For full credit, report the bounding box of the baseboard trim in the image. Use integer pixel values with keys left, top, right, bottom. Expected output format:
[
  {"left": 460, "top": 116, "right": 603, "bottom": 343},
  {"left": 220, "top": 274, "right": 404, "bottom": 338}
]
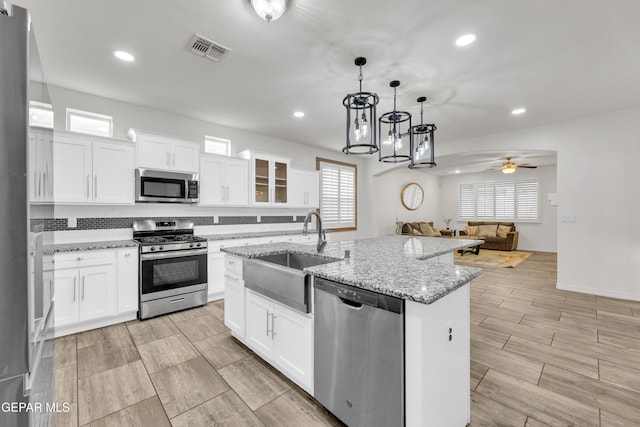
[
  {"left": 55, "top": 312, "right": 137, "bottom": 338},
  {"left": 556, "top": 282, "right": 640, "bottom": 302}
]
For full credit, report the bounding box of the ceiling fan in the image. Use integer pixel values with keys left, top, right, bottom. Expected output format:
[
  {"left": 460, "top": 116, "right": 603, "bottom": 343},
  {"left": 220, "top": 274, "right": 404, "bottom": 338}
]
[{"left": 490, "top": 157, "right": 538, "bottom": 174}]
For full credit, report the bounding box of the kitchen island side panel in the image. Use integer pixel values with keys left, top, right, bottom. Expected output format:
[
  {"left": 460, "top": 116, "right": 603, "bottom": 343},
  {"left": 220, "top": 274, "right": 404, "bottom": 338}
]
[{"left": 405, "top": 283, "right": 470, "bottom": 427}]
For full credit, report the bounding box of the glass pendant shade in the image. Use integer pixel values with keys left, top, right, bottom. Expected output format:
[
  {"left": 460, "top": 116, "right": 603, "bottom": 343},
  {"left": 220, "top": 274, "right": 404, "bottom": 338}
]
[
  {"left": 251, "top": 0, "right": 287, "bottom": 22},
  {"left": 379, "top": 81, "right": 412, "bottom": 163},
  {"left": 343, "top": 57, "right": 379, "bottom": 154},
  {"left": 409, "top": 97, "right": 437, "bottom": 169}
]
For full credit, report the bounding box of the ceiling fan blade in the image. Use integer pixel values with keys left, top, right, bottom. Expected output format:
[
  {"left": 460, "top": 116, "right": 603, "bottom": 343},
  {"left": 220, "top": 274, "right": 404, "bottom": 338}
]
[{"left": 516, "top": 165, "right": 537, "bottom": 168}]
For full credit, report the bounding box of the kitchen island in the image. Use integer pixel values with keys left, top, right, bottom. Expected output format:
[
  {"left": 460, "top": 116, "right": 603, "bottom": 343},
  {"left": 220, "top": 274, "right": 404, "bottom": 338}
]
[{"left": 221, "top": 235, "right": 483, "bottom": 427}]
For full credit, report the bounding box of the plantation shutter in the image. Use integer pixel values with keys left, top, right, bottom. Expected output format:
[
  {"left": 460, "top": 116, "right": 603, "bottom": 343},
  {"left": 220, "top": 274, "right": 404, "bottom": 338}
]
[
  {"left": 476, "top": 182, "right": 494, "bottom": 219},
  {"left": 495, "top": 180, "right": 515, "bottom": 219},
  {"left": 516, "top": 178, "right": 539, "bottom": 220},
  {"left": 459, "top": 184, "right": 475, "bottom": 219},
  {"left": 318, "top": 159, "right": 356, "bottom": 229}
]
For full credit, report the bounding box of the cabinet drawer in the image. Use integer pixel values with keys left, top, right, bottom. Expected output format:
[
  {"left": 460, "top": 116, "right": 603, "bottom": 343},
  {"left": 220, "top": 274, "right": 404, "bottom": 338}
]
[
  {"left": 54, "top": 250, "right": 116, "bottom": 269},
  {"left": 225, "top": 255, "right": 242, "bottom": 276}
]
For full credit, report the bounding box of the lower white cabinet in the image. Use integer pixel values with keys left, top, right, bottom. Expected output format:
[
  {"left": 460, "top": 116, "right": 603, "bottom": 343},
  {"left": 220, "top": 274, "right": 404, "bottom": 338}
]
[
  {"left": 54, "top": 248, "right": 138, "bottom": 336},
  {"left": 245, "top": 289, "right": 314, "bottom": 393},
  {"left": 117, "top": 248, "right": 138, "bottom": 313},
  {"left": 223, "top": 256, "right": 245, "bottom": 338}
]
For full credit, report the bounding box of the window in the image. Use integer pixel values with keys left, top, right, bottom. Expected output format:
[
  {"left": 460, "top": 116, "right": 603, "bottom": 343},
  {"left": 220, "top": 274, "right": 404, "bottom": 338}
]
[
  {"left": 459, "top": 178, "right": 539, "bottom": 221},
  {"left": 29, "top": 101, "right": 54, "bottom": 128},
  {"left": 66, "top": 108, "right": 113, "bottom": 137},
  {"left": 204, "top": 136, "right": 231, "bottom": 156},
  {"left": 317, "top": 157, "right": 357, "bottom": 231}
]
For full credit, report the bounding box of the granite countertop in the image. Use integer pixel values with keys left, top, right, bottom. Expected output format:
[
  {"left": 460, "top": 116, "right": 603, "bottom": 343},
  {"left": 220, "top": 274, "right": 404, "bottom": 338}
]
[
  {"left": 199, "top": 230, "right": 310, "bottom": 241},
  {"left": 221, "top": 236, "right": 484, "bottom": 305},
  {"left": 45, "top": 240, "right": 138, "bottom": 254}
]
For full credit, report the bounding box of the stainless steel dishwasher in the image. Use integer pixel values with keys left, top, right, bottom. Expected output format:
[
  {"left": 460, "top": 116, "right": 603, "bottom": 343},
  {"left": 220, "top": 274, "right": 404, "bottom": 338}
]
[{"left": 314, "top": 277, "right": 404, "bottom": 427}]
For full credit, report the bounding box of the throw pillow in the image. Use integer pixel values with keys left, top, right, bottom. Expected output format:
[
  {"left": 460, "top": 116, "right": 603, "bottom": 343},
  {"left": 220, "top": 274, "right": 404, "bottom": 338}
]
[
  {"left": 477, "top": 224, "right": 498, "bottom": 238},
  {"left": 432, "top": 225, "right": 442, "bottom": 236},
  {"left": 497, "top": 224, "right": 511, "bottom": 238},
  {"left": 411, "top": 228, "right": 422, "bottom": 235},
  {"left": 466, "top": 225, "right": 479, "bottom": 236},
  {"left": 419, "top": 222, "right": 435, "bottom": 236}
]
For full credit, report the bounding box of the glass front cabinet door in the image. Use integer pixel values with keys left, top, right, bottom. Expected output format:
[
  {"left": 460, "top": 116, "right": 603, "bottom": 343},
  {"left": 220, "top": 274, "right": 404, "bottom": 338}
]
[{"left": 240, "top": 151, "right": 289, "bottom": 206}]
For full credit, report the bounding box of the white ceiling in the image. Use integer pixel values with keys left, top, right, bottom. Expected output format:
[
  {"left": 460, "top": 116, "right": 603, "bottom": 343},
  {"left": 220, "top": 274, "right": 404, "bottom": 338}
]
[{"left": 12, "top": 0, "right": 640, "bottom": 165}]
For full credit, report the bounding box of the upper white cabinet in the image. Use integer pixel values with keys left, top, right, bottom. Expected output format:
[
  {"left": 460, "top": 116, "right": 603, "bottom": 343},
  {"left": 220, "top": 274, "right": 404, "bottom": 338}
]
[
  {"left": 239, "top": 150, "right": 290, "bottom": 207},
  {"left": 288, "top": 169, "right": 319, "bottom": 209},
  {"left": 29, "top": 127, "right": 54, "bottom": 203},
  {"left": 199, "top": 154, "right": 249, "bottom": 207},
  {"left": 52, "top": 132, "right": 134, "bottom": 205},
  {"left": 128, "top": 129, "right": 200, "bottom": 173}
]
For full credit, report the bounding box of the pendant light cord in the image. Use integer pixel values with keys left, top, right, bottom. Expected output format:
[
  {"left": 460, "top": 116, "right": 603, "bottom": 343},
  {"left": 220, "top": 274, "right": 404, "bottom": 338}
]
[{"left": 358, "top": 66, "right": 363, "bottom": 93}]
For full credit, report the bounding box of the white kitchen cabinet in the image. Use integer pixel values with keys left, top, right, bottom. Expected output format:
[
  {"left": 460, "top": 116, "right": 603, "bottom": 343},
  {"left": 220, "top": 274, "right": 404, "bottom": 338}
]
[
  {"left": 129, "top": 129, "right": 200, "bottom": 173},
  {"left": 92, "top": 141, "right": 135, "bottom": 204},
  {"left": 29, "top": 127, "right": 53, "bottom": 203},
  {"left": 117, "top": 248, "right": 138, "bottom": 313},
  {"left": 52, "top": 132, "right": 134, "bottom": 205},
  {"left": 243, "top": 289, "right": 314, "bottom": 393},
  {"left": 207, "top": 252, "right": 225, "bottom": 300},
  {"left": 53, "top": 268, "right": 80, "bottom": 327},
  {"left": 199, "top": 154, "right": 249, "bottom": 207},
  {"left": 53, "top": 249, "right": 139, "bottom": 336},
  {"left": 239, "top": 150, "right": 290, "bottom": 206},
  {"left": 52, "top": 134, "right": 92, "bottom": 203},
  {"left": 224, "top": 255, "right": 245, "bottom": 338},
  {"left": 289, "top": 169, "right": 319, "bottom": 208}
]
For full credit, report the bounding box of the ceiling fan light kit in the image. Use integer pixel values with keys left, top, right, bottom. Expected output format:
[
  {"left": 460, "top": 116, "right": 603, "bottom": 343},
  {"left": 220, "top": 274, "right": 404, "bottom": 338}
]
[
  {"left": 250, "top": 0, "right": 287, "bottom": 22},
  {"left": 495, "top": 157, "right": 538, "bottom": 173},
  {"left": 379, "top": 80, "right": 412, "bottom": 163},
  {"left": 342, "top": 57, "right": 379, "bottom": 155}
]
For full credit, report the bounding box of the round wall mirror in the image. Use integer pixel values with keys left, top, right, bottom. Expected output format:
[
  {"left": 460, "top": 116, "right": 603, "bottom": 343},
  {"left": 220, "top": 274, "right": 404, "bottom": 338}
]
[{"left": 401, "top": 182, "right": 424, "bottom": 210}]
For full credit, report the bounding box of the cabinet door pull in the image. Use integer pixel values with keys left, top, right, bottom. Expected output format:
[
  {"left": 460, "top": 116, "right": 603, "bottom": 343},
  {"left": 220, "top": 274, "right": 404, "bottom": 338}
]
[
  {"left": 86, "top": 175, "right": 90, "bottom": 198},
  {"left": 73, "top": 277, "right": 76, "bottom": 302},
  {"left": 271, "top": 314, "right": 277, "bottom": 338},
  {"left": 166, "top": 152, "right": 170, "bottom": 167},
  {"left": 124, "top": 252, "right": 131, "bottom": 258},
  {"left": 81, "top": 276, "right": 85, "bottom": 301},
  {"left": 94, "top": 175, "right": 98, "bottom": 199},
  {"left": 266, "top": 311, "right": 271, "bottom": 336}
]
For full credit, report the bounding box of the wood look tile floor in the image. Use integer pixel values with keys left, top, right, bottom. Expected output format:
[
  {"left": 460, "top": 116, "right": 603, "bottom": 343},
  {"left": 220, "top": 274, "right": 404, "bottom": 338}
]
[{"left": 54, "top": 251, "right": 640, "bottom": 426}]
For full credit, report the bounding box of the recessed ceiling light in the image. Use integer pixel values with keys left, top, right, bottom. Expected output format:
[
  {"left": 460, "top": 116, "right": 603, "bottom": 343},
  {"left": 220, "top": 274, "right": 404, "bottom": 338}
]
[
  {"left": 113, "top": 50, "right": 135, "bottom": 62},
  {"left": 293, "top": 111, "right": 305, "bottom": 118},
  {"left": 511, "top": 108, "right": 526, "bottom": 115},
  {"left": 455, "top": 33, "right": 477, "bottom": 47},
  {"left": 448, "top": 170, "right": 461, "bottom": 174}
]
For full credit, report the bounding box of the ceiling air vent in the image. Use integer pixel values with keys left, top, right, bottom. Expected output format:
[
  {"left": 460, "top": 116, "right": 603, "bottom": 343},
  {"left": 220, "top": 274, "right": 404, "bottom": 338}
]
[{"left": 188, "top": 34, "right": 230, "bottom": 62}]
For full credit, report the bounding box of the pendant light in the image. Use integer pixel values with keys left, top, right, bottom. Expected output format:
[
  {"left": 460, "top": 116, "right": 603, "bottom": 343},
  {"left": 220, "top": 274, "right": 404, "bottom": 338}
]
[
  {"left": 250, "top": 0, "right": 287, "bottom": 22},
  {"left": 379, "top": 81, "right": 412, "bottom": 163},
  {"left": 409, "top": 96, "right": 437, "bottom": 169},
  {"left": 342, "top": 57, "right": 379, "bottom": 155}
]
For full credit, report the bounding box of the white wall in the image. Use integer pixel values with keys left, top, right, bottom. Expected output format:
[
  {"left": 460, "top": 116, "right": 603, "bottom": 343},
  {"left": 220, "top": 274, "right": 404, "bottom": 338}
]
[
  {"left": 439, "top": 165, "right": 557, "bottom": 252},
  {"left": 45, "top": 84, "right": 374, "bottom": 243},
  {"left": 372, "top": 167, "right": 441, "bottom": 237}
]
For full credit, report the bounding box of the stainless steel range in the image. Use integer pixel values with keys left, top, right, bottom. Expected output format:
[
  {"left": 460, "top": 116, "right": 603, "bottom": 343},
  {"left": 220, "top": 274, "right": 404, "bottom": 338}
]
[{"left": 133, "top": 219, "right": 208, "bottom": 319}]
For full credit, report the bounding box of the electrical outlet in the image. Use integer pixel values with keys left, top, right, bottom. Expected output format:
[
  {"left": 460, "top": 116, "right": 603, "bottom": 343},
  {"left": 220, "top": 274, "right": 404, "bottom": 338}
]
[
  {"left": 257, "top": 215, "right": 261, "bottom": 223},
  {"left": 213, "top": 215, "right": 219, "bottom": 224},
  {"left": 67, "top": 217, "right": 77, "bottom": 228},
  {"left": 292, "top": 215, "right": 296, "bottom": 222}
]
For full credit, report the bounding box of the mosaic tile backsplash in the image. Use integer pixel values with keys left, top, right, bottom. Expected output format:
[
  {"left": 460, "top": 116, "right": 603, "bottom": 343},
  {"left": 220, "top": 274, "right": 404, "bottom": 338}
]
[{"left": 31, "top": 215, "right": 308, "bottom": 232}]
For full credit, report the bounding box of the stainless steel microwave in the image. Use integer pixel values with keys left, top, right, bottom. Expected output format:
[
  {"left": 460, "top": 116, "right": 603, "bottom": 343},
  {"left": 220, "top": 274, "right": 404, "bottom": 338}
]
[{"left": 135, "top": 169, "right": 199, "bottom": 203}]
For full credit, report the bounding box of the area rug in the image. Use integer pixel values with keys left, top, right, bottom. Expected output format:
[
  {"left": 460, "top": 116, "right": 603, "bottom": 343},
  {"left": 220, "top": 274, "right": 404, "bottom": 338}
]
[{"left": 454, "top": 249, "right": 533, "bottom": 268}]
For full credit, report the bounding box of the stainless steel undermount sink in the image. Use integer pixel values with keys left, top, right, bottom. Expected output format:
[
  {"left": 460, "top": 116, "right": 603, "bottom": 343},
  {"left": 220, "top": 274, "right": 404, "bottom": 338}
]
[{"left": 243, "top": 252, "right": 338, "bottom": 313}]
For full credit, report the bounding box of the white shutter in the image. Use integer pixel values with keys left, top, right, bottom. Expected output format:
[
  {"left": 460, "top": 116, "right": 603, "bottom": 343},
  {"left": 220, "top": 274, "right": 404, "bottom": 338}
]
[
  {"left": 476, "top": 182, "right": 494, "bottom": 219},
  {"left": 319, "top": 160, "right": 356, "bottom": 229},
  {"left": 516, "top": 178, "right": 539, "bottom": 220},
  {"left": 459, "top": 184, "right": 475, "bottom": 219},
  {"left": 495, "top": 180, "right": 515, "bottom": 219}
]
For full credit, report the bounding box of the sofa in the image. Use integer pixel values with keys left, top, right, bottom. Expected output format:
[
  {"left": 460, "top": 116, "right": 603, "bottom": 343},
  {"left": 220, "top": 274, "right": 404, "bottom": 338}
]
[
  {"left": 401, "top": 221, "right": 454, "bottom": 237},
  {"left": 459, "top": 221, "right": 519, "bottom": 251}
]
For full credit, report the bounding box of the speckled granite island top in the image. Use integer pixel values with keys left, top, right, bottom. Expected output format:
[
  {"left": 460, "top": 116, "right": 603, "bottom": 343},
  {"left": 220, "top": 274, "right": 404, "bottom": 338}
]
[
  {"left": 221, "top": 236, "right": 484, "bottom": 304},
  {"left": 46, "top": 240, "right": 138, "bottom": 254}
]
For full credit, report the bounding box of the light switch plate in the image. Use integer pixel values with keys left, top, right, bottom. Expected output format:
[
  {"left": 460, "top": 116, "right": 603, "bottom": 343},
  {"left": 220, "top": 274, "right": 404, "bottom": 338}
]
[{"left": 560, "top": 215, "right": 577, "bottom": 223}]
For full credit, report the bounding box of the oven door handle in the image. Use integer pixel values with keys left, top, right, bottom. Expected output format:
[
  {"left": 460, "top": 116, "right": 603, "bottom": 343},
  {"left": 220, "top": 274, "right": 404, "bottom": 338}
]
[{"left": 140, "top": 248, "right": 208, "bottom": 260}]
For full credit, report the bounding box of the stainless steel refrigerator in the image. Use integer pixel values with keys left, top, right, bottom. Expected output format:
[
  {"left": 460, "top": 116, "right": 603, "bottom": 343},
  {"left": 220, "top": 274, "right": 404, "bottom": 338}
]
[{"left": 1, "top": 4, "right": 55, "bottom": 426}]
